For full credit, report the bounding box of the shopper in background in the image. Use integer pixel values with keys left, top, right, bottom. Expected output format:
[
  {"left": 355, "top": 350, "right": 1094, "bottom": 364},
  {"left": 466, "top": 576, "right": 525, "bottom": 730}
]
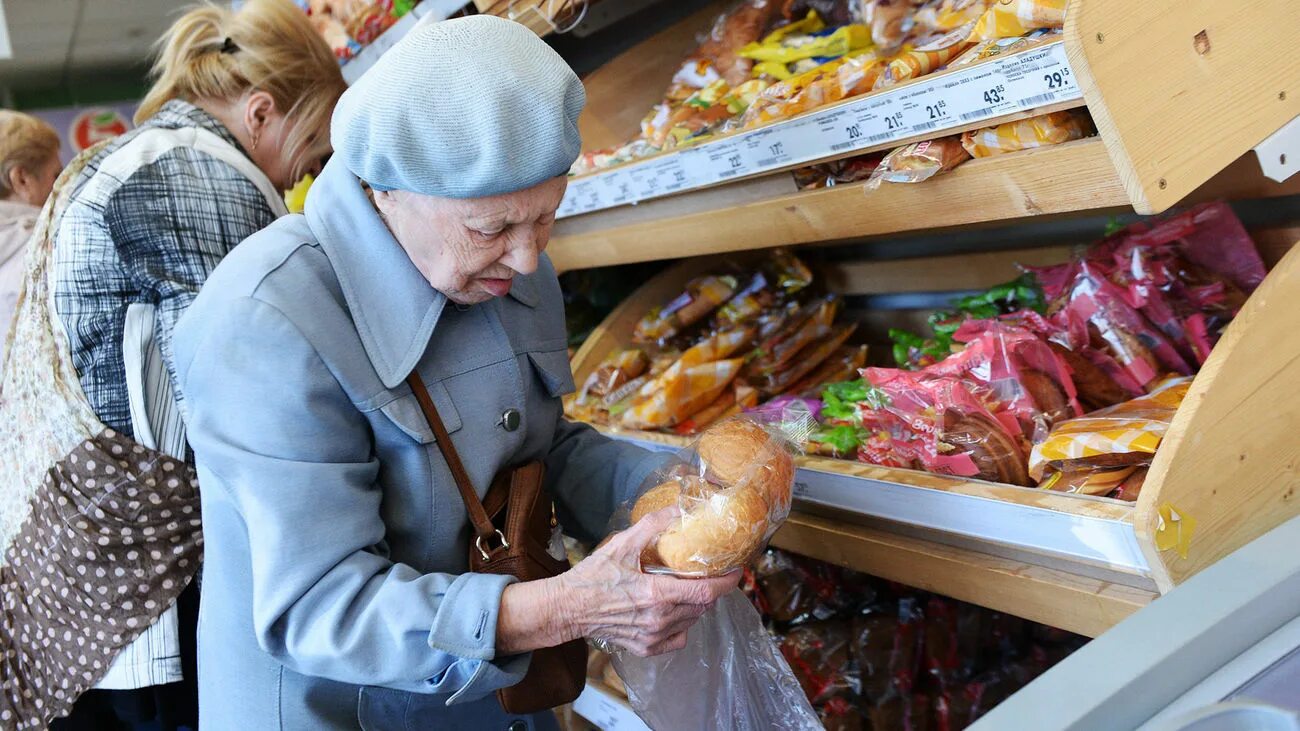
[
  {"left": 173, "top": 16, "right": 736, "bottom": 730},
  {"left": 0, "top": 1, "right": 345, "bottom": 729},
  {"left": 0, "top": 111, "right": 61, "bottom": 343}
]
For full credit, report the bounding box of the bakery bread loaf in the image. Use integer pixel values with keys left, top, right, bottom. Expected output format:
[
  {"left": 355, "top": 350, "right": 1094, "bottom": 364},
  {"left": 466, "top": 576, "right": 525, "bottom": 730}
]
[{"left": 630, "top": 418, "right": 795, "bottom": 575}]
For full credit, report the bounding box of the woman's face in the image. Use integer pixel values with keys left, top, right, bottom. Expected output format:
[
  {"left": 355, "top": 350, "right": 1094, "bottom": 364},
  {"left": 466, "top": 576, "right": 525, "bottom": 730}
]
[{"left": 373, "top": 176, "right": 567, "bottom": 305}]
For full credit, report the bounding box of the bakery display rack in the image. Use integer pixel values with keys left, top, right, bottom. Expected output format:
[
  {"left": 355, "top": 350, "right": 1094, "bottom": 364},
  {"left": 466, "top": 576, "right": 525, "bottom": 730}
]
[
  {"left": 549, "top": 0, "right": 1299, "bottom": 272},
  {"left": 559, "top": 0, "right": 1300, "bottom": 643},
  {"left": 569, "top": 235, "right": 1300, "bottom": 639}
]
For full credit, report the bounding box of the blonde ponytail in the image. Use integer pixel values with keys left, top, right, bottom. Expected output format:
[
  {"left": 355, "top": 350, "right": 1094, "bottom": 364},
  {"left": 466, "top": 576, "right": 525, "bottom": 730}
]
[{"left": 137, "top": 0, "right": 345, "bottom": 173}]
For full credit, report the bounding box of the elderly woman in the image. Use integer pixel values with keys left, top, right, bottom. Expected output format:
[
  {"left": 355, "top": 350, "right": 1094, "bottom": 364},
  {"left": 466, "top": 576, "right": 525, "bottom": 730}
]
[{"left": 173, "top": 16, "right": 735, "bottom": 730}]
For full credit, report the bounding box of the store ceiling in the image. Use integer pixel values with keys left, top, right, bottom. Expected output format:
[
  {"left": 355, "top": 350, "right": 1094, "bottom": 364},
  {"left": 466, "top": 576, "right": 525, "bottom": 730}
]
[{"left": 0, "top": 0, "right": 178, "bottom": 89}]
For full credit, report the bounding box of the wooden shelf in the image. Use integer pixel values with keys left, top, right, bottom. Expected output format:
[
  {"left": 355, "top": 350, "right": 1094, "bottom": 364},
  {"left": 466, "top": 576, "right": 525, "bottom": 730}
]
[
  {"left": 550, "top": 139, "right": 1300, "bottom": 272},
  {"left": 550, "top": 138, "right": 1125, "bottom": 271}
]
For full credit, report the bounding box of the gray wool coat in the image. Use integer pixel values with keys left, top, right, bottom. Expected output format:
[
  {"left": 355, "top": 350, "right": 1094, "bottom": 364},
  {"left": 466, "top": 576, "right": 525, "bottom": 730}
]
[{"left": 173, "top": 157, "right": 664, "bottom": 730}]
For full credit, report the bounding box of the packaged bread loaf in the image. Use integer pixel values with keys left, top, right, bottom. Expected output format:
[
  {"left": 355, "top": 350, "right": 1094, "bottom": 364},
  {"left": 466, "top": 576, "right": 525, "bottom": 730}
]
[{"left": 626, "top": 415, "right": 804, "bottom": 576}]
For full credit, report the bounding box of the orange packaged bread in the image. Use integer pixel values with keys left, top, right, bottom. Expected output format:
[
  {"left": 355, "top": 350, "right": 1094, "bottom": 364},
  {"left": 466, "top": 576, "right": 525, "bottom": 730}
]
[
  {"left": 620, "top": 327, "right": 755, "bottom": 429},
  {"left": 864, "top": 0, "right": 925, "bottom": 49},
  {"left": 914, "top": 0, "right": 993, "bottom": 33},
  {"left": 674, "top": 381, "right": 760, "bottom": 436},
  {"left": 874, "top": 23, "right": 977, "bottom": 88},
  {"left": 578, "top": 349, "right": 649, "bottom": 402}
]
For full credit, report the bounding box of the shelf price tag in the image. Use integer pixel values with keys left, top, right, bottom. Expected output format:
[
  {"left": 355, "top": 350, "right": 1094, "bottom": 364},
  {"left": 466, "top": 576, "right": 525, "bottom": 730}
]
[{"left": 558, "top": 41, "right": 1080, "bottom": 219}]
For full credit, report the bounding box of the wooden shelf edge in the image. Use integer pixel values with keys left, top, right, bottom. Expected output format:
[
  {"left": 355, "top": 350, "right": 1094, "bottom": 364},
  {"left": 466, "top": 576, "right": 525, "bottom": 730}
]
[
  {"left": 772, "top": 512, "right": 1157, "bottom": 637},
  {"left": 551, "top": 138, "right": 1127, "bottom": 271}
]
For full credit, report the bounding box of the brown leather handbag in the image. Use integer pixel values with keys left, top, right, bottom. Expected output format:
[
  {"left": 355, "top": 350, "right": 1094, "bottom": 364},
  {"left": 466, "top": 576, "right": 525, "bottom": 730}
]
[{"left": 407, "top": 372, "right": 587, "bottom": 714}]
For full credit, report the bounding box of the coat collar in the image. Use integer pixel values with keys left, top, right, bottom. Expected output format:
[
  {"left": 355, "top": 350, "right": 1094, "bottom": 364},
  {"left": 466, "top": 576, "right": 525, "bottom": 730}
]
[
  {"left": 304, "top": 158, "right": 539, "bottom": 389},
  {"left": 306, "top": 158, "right": 444, "bottom": 389}
]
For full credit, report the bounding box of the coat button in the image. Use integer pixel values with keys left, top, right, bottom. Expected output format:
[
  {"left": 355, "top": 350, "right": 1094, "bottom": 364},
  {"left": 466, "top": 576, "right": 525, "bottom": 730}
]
[
  {"left": 499, "top": 409, "right": 521, "bottom": 432},
  {"left": 507, "top": 722, "right": 527, "bottom": 731}
]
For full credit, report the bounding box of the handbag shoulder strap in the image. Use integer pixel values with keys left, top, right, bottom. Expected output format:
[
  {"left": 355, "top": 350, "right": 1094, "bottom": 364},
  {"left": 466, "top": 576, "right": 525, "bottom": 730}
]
[{"left": 406, "top": 371, "right": 496, "bottom": 540}]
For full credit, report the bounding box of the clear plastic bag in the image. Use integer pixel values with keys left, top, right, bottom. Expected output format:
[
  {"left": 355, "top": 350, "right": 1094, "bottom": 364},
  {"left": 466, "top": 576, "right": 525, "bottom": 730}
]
[
  {"left": 625, "top": 413, "right": 807, "bottom": 577},
  {"left": 611, "top": 589, "right": 822, "bottom": 730}
]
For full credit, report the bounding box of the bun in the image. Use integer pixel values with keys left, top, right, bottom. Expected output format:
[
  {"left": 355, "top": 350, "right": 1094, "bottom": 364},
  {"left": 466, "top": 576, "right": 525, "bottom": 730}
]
[
  {"left": 635, "top": 418, "right": 796, "bottom": 575},
  {"left": 697, "top": 419, "right": 796, "bottom": 513},
  {"left": 1020, "top": 368, "right": 1072, "bottom": 426},
  {"left": 943, "top": 412, "right": 1030, "bottom": 486},
  {"left": 629, "top": 476, "right": 713, "bottom": 524},
  {"left": 655, "top": 486, "right": 770, "bottom": 574},
  {"left": 1047, "top": 342, "right": 1129, "bottom": 410}
]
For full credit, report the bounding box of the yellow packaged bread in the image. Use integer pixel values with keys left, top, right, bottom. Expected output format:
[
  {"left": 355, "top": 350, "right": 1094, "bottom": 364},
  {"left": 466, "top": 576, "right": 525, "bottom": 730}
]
[
  {"left": 621, "top": 357, "right": 745, "bottom": 429},
  {"left": 969, "top": 0, "right": 1066, "bottom": 42},
  {"left": 960, "top": 110, "right": 1093, "bottom": 157},
  {"left": 915, "top": 0, "right": 994, "bottom": 33},
  {"left": 1028, "top": 377, "right": 1191, "bottom": 481}
]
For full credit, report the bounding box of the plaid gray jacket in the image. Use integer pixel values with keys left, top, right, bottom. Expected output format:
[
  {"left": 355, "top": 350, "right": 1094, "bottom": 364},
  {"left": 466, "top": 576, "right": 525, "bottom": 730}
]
[{"left": 52, "top": 100, "right": 278, "bottom": 437}]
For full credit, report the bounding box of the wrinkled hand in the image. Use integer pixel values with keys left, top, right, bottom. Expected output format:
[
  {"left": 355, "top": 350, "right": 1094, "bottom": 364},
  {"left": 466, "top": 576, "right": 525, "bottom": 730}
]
[{"left": 558, "top": 508, "right": 738, "bottom": 657}]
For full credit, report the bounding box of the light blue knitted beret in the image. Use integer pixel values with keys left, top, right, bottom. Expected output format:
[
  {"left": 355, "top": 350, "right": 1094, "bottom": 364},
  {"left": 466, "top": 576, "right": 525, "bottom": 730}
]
[{"left": 331, "top": 15, "right": 586, "bottom": 198}]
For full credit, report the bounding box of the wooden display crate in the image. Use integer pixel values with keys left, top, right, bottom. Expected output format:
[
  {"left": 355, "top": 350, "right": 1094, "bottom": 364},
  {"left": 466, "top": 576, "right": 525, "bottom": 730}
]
[
  {"left": 550, "top": 0, "right": 1300, "bottom": 271},
  {"left": 565, "top": 230, "right": 1300, "bottom": 637}
]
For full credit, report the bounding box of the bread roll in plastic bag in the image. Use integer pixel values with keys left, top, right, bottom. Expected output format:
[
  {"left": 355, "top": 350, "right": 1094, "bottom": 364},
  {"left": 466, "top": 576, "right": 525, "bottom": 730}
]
[
  {"left": 610, "top": 590, "right": 821, "bottom": 730},
  {"left": 865, "top": 136, "right": 971, "bottom": 189},
  {"left": 626, "top": 412, "right": 809, "bottom": 576}
]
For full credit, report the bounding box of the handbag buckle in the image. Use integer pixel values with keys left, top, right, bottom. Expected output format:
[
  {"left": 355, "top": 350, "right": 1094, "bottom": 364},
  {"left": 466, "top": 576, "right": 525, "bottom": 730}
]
[{"left": 475, "top": 529, "right": 510, "bottom": 560}]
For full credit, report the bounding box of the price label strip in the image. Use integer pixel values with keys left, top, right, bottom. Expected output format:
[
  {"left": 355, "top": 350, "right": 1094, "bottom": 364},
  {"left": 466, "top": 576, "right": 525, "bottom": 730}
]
[{"left": 557, "top": 40, "right": 1080, "bottom": 219}]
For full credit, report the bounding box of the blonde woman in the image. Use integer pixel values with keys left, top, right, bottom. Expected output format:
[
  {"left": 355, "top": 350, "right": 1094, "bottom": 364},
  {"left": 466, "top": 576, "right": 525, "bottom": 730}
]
[
  {"left": 0, "top": 1, "right": 345, "bottom": 728},
  {"left": 0, "top": 111, "right": 61, "bottom": 342}
]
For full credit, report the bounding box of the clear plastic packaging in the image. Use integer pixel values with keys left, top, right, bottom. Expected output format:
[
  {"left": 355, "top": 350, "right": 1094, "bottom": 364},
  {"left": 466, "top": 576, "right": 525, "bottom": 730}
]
[
  {"left": 611, "top": 589, "right": 822, "bottom": 730},
  {"left": 865, "top": 137, "right": 971, "bottom": 190},
  {"left": 927, "top": 318, "right": 1082, "bottom": 443},
  {"left": 858, "top": 371, "right": 1032, "bottom": 484},
  {"left": 625, "top": 414, "right": 806, "bottom": 576},
  {"left": 633, "top": 274, "right": 739, "bottom": 345}
]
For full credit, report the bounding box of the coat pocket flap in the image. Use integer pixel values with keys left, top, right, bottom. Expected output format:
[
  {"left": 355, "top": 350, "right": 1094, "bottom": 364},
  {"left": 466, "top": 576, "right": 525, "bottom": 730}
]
[
  {"left": 379, "top": 378, "right": 463, "bottom": 444},
  {"left": 527, "top": 349, "right": 576, "bottom": 398}
]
